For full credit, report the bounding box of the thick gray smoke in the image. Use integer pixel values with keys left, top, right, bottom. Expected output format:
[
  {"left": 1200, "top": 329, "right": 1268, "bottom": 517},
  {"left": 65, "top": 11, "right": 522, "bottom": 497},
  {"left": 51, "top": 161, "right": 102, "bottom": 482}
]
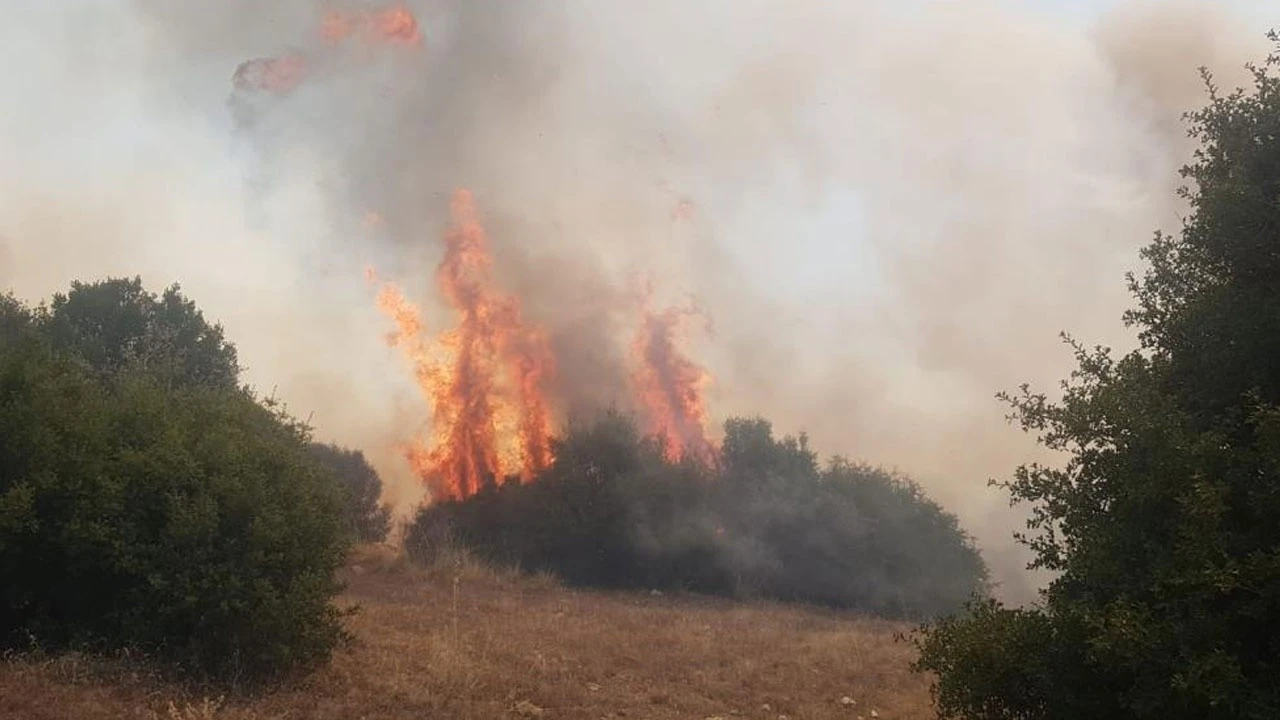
[{"left": 0, "top": 0, "right": 1273, "bottom": 602}]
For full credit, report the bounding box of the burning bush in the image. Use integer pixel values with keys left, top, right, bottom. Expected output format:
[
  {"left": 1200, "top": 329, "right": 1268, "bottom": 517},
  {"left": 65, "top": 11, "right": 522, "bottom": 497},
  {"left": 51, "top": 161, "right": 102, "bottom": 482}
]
[
  {"left": 406, "top": 412, "right": 988, "bottom": 618},
  {"left": 0, "top": 281, "right": 351, "bottom": 684}
]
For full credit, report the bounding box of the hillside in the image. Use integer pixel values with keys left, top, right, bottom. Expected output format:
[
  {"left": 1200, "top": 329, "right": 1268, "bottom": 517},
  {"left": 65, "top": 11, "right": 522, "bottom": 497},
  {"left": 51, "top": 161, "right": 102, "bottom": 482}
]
[{"left": 0, "top": 546, "right": 933, "bottom": 720}]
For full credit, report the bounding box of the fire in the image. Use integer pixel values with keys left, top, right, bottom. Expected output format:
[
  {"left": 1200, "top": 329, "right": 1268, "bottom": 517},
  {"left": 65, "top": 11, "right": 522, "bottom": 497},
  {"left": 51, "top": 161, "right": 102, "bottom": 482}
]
[
  {"left": 631, "top": 295, "right": 716, "bottom": 464},
  {"left": 232, "top": 4, "right": 421, "bottom": 98},
  {"left": 322, "top": 5, "right": 422, "bottom": 47},
  {"left": 371, "top": 190, "right": 555, "bottom": 501}
]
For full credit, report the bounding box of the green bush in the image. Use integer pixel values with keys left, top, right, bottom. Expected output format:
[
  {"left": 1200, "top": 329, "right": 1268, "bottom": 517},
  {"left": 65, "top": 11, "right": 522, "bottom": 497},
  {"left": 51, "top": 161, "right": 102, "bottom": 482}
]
[
  {"left": 0, "top": 283, "right": 351, "bottom": 684},
  {"left": 42, "top": 277, "right": 240, "bottom": 390},
  {"left": 912, "top": 41, "right": 1280, "bottom": 720},
  {"left": 308, "top": 442, "right": 392, "bottom": 543},
  {"left": 407, "top": 411, "right": 987, "bottom": 617}
]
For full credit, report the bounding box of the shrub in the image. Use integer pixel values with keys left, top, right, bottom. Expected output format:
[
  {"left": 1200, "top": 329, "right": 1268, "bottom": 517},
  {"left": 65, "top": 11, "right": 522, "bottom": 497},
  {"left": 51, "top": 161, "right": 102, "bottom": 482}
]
[
  {"left": 0, "top": 286, "right": 350, "bottom": 684},
  {"left": 308, "top": 443, "right": 392, "bottom": 543},
  {"left": 912, "top": 43, "right": 1280, "bottom": 719},
  {"left": 407, "top": 411, "right": 987, "bottom": 617},
  {"left": 42, "top": 277, "right": 240, "bottom": 390}
]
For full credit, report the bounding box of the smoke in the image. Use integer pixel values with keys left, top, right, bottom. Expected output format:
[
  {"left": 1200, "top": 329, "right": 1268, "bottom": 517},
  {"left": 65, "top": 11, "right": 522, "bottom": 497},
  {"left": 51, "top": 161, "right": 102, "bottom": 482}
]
[{"left": 0, "top": 0, "right": 1274, "bottom": 602}]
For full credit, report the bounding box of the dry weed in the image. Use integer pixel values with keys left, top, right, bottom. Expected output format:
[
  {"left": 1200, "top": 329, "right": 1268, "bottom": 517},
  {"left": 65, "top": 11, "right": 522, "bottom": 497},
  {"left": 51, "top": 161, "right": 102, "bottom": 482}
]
[{"left": 0, "top": 544, "right": 933, "bottom": 719}]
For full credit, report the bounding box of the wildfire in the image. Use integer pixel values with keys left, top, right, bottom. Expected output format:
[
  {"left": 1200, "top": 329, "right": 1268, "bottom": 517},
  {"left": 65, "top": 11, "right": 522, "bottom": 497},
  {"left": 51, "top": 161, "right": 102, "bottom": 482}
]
[
  {"left": 232, "top": 3, "right": 421, "bottom": 98},
  {"left": 631, "top": 295, "right": 716, "bottom": 464},
  {"left": 371, "top": 190, "right": 556, "bottom": 501},
  {"left": 322, "top": 4, "right": 423, "bottom": 47}
]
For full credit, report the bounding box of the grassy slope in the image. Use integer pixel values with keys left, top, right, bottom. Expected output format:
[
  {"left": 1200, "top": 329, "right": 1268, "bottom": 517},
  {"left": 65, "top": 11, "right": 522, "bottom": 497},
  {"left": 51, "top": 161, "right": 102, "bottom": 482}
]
[{"left": 0, "top": 545, "right": 933, "bottom": 719}]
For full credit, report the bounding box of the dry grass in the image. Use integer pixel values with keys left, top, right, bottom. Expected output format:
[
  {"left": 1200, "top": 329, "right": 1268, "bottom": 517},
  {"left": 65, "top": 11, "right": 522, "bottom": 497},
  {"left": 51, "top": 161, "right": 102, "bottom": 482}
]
[{"left": 0, "top": 544, "right": 935, "bottom": 719}]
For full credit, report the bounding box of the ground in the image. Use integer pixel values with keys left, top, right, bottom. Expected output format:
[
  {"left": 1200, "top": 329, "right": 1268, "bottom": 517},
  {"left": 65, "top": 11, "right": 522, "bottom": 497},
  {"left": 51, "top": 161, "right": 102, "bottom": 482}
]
[{"left": 0, "top": 545, "right": 935, "bottom": 720}]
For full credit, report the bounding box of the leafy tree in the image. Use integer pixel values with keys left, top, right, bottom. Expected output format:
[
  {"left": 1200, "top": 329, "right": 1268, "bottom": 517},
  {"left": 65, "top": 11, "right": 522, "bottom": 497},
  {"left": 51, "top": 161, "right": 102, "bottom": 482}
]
[
  {"left": 0, "top": 293, "right": 33, "bottom": 345},
  {"left": 713, "top": 418, "right": 987, "bottom": 615},
  {"left": 0, "top": 286, "right": 351, "bottom": 684},
  {"left": 914, "top": 43, "right": 1280, "bottom": 719},
  {"left": 42, "top": 276, "right": 239, "bottom": 390},
  {"left": 308, "top": 442, "right": 392, "bottom": 543},
  {"left": 409, "top": 411, "right": 987, "bottom": 617}
]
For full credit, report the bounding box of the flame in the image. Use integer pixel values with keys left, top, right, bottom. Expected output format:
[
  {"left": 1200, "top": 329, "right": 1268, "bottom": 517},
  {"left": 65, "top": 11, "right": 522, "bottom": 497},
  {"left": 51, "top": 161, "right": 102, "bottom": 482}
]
[
  {"left": 322, "top": 4, "right": 422, "bottom": 47},
  {"left": 371, "top": 190, "right": 555, "bottom": 501},
  {"left": 631, "top": 294, "right": 716, "bottom": 464},
  {"left": 232, "top": 4, "right": 421, "bottom": 100}
]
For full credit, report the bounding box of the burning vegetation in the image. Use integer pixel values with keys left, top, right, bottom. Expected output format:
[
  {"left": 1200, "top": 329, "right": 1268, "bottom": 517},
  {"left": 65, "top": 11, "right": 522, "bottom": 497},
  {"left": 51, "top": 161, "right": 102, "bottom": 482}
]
[
  {"left": 631, "top": 294, "right": 717, "bottom": 465},
  {"left": 370, "top": 190, "right": 559, "bottom": 501},
  {"left": 209, "top": 0, "right": 986, "bottom": 621},
  {"left": 230, "top": 2, "right": 421, "bottom": 98},
  {"left": 321, "top": 5, "right": 423, "bottom": 47},
  {"left": 371, "top": 190, "right": 714, "bottom": 501},
  {"left": 363, "top": 196, "right": 983, "bottom": 617}
]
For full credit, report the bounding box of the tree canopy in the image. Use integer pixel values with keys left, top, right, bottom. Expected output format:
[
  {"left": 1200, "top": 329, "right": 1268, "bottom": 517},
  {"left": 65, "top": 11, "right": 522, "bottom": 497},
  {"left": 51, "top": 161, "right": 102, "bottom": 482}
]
[
  {"left": 913, "top": 40, "right": 1280, "bottom": 720},
  {"left": 42, "top": 277, "right": 240, "bottom": 390},
  {"left": 309, "top": 442, "right": 393, "bottom": 543},
  {"left": 0, "top": 279, "right": 361, "bottom": 684},
  {"left": 409, "top": 410, "right": 988, "bottom": 618}
]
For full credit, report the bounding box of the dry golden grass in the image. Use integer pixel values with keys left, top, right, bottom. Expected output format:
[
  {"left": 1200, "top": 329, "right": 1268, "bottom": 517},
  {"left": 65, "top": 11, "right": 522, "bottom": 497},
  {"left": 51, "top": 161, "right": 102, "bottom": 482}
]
[{"left": 0, "top": 544, "right": 935, "bottom": 719}]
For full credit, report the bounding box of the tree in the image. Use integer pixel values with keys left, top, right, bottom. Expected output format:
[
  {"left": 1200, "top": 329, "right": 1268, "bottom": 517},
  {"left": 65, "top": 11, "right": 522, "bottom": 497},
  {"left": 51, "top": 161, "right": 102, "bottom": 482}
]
[
  {"left": 42, "top": 277, "right": 239, "bottom": 390},
  {"left": 914, "top": 42, "right": 1280, "bottom": 720},
  {"left": 0, "top": 286, "right": 351, "bottom": 684},
  {"left": 714, "top": 417, "right": 987, "bottom": 615},
  {"left": 408, "top": 411, "right": 987, "bottom": 616},
  {"left": 308, "top": 443, "right": 393, "bottom": 543}
]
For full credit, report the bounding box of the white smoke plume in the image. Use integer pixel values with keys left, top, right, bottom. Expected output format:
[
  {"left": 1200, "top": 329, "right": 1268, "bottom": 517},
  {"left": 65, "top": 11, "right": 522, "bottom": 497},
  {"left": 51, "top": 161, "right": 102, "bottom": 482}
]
[{"left": 0, "top": 0, "right": 1274, "bottom": 601}]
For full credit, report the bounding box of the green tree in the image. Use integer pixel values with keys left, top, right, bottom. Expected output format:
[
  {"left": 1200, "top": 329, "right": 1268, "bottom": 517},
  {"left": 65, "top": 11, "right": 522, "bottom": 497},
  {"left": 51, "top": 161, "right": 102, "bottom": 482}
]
[
  {"left": 914, "top": 43, "right": 1280, "bottom": 719},
  {"left": 308, "top": 442, "right": 393, "bottom": 543},
  {"left": 410, "top": 411, "right": 986, "bottom": 616},
  {"left": 715, "top": 417, "right": 987, "bottom": 615},
  {"left": 42, "top": 276, "right": 239, "bottom": 390},
  {"left": 0, "top": 286, "right": 351, "bottom": 684}
]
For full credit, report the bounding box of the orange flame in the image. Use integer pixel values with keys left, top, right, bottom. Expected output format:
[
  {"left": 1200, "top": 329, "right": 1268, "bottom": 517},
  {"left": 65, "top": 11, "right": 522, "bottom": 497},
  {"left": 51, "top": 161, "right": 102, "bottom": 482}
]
[
  {"left": 232, "top": 4, "right": 421, "bottom": 99},
  {"left": 371, "top": 190, "right": 555, "bottom": 501},
  {"left": 322, "top": 4, "right": 422, "bottom": 47},
  {"left": 631, "top": 294, "right": 716, "bottom": 464}
]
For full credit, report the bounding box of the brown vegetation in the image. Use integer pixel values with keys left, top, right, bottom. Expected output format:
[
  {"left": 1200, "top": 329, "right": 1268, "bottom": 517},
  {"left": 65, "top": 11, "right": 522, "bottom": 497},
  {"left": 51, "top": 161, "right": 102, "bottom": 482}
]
[{"left": 0, "top": 545, "right": 933, "bottom": 720}]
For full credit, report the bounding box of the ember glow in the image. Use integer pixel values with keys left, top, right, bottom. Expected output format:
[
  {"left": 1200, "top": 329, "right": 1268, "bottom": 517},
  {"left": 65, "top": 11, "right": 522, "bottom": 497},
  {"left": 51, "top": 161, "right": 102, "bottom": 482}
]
[{"left": 371, "top": 190, "right": 557, "bottom": 501}]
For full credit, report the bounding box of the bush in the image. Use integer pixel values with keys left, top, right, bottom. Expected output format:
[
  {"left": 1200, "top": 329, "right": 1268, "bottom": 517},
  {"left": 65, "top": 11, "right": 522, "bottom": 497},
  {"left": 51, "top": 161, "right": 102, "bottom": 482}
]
[
  {"left": 308, "top": 442, "right": 392, "bottom": 543},
  {"left": 42, "top": 277, "right": 240, "bottom": 390},
  {"left": 407, "top": 411, "right": 987, "bottom": 617},
  {"left": 0, "top": 285, "right": 351, "bottom": 684},
  {"left": 912, "top": 44, "right": 1280, "bottom": 719}
]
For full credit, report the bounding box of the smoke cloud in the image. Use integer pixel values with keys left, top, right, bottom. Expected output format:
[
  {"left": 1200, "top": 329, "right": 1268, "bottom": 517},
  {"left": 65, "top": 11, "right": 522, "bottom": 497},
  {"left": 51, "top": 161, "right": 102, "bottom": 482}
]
[{"left": 1, "top": 0, "right": 1273, "bottom": 602}]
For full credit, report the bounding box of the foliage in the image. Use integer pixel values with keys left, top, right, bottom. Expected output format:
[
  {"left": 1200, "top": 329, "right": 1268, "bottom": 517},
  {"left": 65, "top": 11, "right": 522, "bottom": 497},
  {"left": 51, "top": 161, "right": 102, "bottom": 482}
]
[
  {"left": 308, "top": 442, "right": 392, "bottom": 543},
  {"left": 407, "top": 411, "right": 987, "bottom": 618},
  {"left": 913, "top": 42, "right": 1280, "bottom": 720},
  {"left": 42, "top": 277, "right": 240, "bottom": 390},
  {"left": 0, "top": 284, "right": 351, "bottom": 684}
]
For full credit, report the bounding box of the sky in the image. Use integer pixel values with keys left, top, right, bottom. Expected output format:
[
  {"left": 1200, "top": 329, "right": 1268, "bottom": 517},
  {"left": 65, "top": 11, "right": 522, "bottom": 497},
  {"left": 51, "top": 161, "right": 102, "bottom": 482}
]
[{"left": 1, "top": 0, "right": 1278, "bottom": 602}]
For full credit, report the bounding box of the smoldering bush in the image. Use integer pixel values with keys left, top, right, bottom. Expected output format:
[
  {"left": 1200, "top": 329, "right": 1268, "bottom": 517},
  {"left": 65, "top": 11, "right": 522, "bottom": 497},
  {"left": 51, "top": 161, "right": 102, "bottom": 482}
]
[{"left": 406, "top": 411, "right": 988, "bottom": 618}]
